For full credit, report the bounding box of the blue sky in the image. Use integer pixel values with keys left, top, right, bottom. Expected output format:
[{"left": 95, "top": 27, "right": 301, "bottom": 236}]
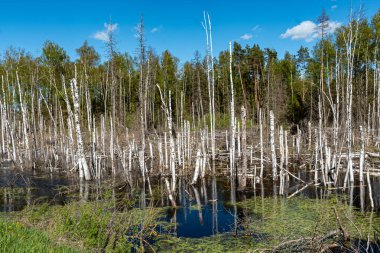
[{"left": 0, "top": 0, "right": 379, "bottom": 64}]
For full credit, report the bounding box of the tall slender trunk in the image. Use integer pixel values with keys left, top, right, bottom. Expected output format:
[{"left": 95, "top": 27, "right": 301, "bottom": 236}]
[
  {"left": 229, "top": 42, "right": 235, "bottom": 176},
  {"left": 270, "top": 110, "right": 277, "bottom": 180},
  {"left": 71, "top": 73, "right": 91, "bottom": 181},
  {"left": 16, "top": 71, "right": 30, "bottom": 160},
  {"left": 239, "top": 106, "right": 247, "bottom": 189}
]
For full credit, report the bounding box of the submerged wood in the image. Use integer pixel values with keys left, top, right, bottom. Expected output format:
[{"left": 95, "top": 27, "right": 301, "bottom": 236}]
[{"left": 191, "top": 149, "right": 201, "bottom": 185}]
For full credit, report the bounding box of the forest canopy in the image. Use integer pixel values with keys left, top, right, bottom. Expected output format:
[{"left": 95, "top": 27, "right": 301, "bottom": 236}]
[{"left": 1, "top": 9, "right": 380, "bottom": 130}]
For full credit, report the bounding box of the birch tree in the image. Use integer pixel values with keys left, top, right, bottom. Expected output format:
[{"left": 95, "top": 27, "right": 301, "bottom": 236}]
[
  {"left": 202, "top": 12, "right": 216, "bottom": 161},
  {"left": 70, "top": 70, "right": 91, "bottom": 181},
  {"left": 229, "top": 41, "right": 236, "bottom": 176}
]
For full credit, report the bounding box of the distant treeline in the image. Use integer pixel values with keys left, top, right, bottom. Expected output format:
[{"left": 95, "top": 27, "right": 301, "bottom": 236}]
[{"left": 1, "top": 9, "right": 380, "bottom": 130}]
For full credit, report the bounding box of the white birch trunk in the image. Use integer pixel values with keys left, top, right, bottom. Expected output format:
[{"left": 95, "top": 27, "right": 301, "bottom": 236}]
[
  {"left": 191, "top": 149, "right": 201, "bottom": 185},
  {"left": 269, "top": 111, "right": 277, "bottom": 180},
  {"left": 259, "top": 109, "right": 264, "bottom": 179},
  {"left": 240, "top": 106, "right": 247, "bottom": 189},
  {"left": 367, "top": 167, "right": 374, "bottom": 208},
  {"left": 203, "top": 13, "right": 216, "bottom": 161},
  {"left": 345, "top": 9, "right": 359, "bottom": 185},
  {"left": 279, "top": 126, "right": 284, "bottom": 195},
  {"left": 229, "top": 41, "right": 235, "bottom": 176},
  {"left": 16, "top": 72, "right": 30, "bottom": 160},
  {"left": 70, "top": 76, "right": 91, "bottom": 181},
  {"left": 156, "top": 85, "right": 176, "bottom": 193},
  {"left": 314, "top": 129, "right": 319, "bottom": 184},
  {"left": 359, "top": 126, "right": 365, "bottom": 182}
]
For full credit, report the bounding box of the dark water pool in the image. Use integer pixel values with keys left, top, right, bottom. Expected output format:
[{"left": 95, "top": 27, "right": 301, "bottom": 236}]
[
  {"left": 0, "top": 168, "right": 76, "bottom": 212},
  {"left": 1, "top": 167, "right": 380, "bottom": 240},
  {"left": 165, "top": 178, "right": 248, "bottom": 238}
]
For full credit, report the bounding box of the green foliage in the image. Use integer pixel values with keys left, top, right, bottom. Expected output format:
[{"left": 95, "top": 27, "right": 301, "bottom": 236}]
[
  {"left": 14, "top": 192, "right": 166, "bottom": 253},
  {"left": 205, "top": 113, "right": 230, "bottom": 130},
  {"left": 54, "top": 202, "right": 111, "bottom": 247},
  {"left": 372, "top": 10, "right": 380, "bottom": 45},
  {"left": 161, "top": 50, "right": 178, "bottom": 92},
  {"left": 0, "top": 216, "right": 81, "bottom": 253},
  {"left": 76, "top": 41, "right": 100, "bottom": 67},
  {"left": 2, "top": 8, "right": 380, "bottom": 129},
  {"left": 42, "top": 40, "right": 69, "bottom": 71}
]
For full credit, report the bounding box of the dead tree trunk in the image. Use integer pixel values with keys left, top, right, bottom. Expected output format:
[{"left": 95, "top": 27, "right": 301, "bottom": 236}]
[
  {"left": 70, "top": 74, "right": 91, "bottom": 181},
  {"left": 203, "top": 12, "right": 216, "bottom": 161},
  {"left": 359, "top": 126, "right": 365, "bottom": 182},
  {"left": 239, "top": 106, "right": 247, "bottom": 189},
  {"left": 16, "top": 71, "right": 30, "bottom": 161},
  {"left": 156, "top": 84, "right": 176, "bottom": 194},
  {"left": 344, "top": 8, "right": 359, "bottom": 186},
  {"left": 229, "top": 41, "right": 236, "bottom": 177},
  {"left": 270, "top": 110, "right": 277, "bottom": 180}
]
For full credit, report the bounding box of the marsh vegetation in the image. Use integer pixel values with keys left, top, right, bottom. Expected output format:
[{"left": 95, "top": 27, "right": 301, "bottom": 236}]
[{"left": 1, "top": 7, "right": 380, "bottom": 253}]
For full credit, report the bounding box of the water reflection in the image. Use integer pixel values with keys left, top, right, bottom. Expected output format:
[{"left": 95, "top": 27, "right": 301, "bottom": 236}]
[
  {"left": 0, "top": 169, "right": 75, "bottom": 211},
  {"left": 360, "top": 182, "right": 365, "bottom": 213},
  {"left": 164, "top": 176, "right": 254, "bottom": 238},
  {"left": 165, "top": 178, "right": 234, "bottom": 237},
  {"left": 1, "top": 167, "right": 380, "bottom": 240}
]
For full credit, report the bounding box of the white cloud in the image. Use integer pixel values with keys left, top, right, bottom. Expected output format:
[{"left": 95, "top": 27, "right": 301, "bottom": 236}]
[
  {"left": 151, "top": 27, "right": 159, "bottom": 33},
  {"left": 328, "top": 21, "right": 341, "bottom": 32},
  {"left": 150, "top": 25, "right": 163, "bottom": 33},
  {"left": 239, "top": 26, "right": 259, "bottom": 41},
  {"left": 93, "top": 31, "right": 108, "bottom": 42},
  {"left": 331, "top": 5, "right": 338, "bottom": 10},
  {"left": 241, "top": 33, "right": 253, "bottom": 40},
  {"left": 107, "top": 23, "right": 118, "bottom": 32},
  {"left": 252, "top": 25, "right": 260, "bottom": 32},
  {"left": 281, "top": 21, "right": 317, "bottom": 41},
  {"left": 281, "top": 20, "right": 341, "bottom": 42},
  {"left": 92, "top": 23, "right": 119, "bottom": 42}
]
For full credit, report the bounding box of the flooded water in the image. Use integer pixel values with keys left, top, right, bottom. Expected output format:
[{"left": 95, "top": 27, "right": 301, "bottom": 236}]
[
  {"left": 1, "top": 167, "right": 380, "bottom": 241},
  {"left": 163, "top": 175, "right": 380, "bottom": 238},
  {"left": 0, "top": 168, "right": 77, "bottom": 212},
  {"left": 165, "top": 178, "right": 250, "bottom": 238}
]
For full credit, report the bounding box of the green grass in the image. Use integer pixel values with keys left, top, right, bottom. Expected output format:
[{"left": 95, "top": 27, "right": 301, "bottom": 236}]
[
  {"left": 0, "top": 182, "right": 169, "bottom": 252},
  {"left": 156, "top": 234, "right": 261, "bottom": 253},
  {"left": 2, "top": 185, "right": 379, "bottom": 253},
  {"left": 8, "top": 197, "right": 167, "bottom": 253},
  {"left": 237, "top": 196, "right": 380, "bottom": 248},
  {"left": 0, "top": 216, "right": 81, "bottom": 253}
]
